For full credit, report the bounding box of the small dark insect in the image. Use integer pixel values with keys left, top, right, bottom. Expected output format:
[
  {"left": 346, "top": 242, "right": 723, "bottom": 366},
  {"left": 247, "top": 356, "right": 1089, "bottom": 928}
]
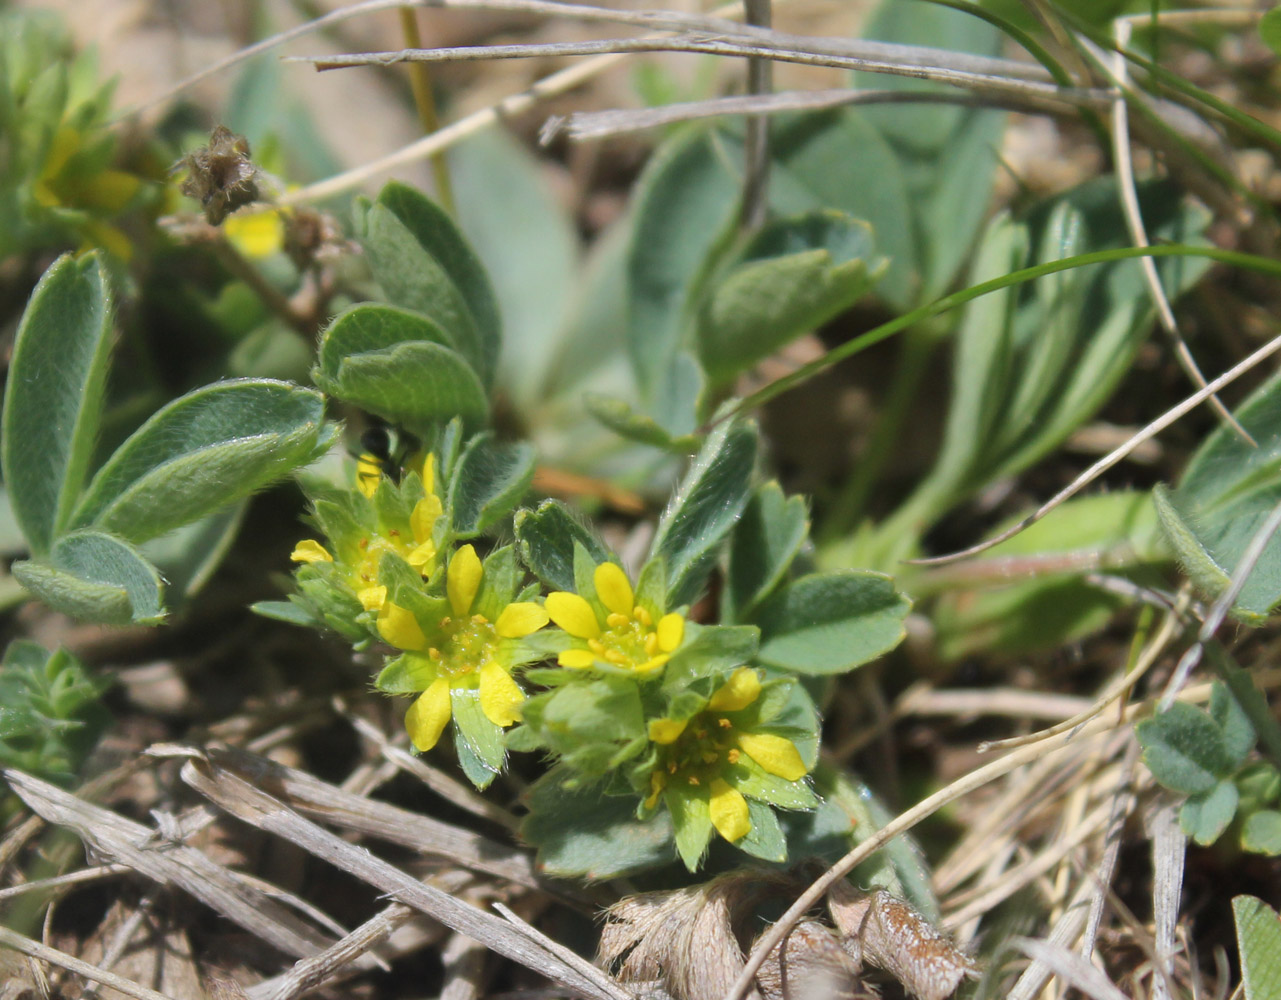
[
  {"left": 355, "top": 423, "right": 421, "bottom": 494},
  {"left": 177, "top": 125, "right": 259, "bottom": 225}
]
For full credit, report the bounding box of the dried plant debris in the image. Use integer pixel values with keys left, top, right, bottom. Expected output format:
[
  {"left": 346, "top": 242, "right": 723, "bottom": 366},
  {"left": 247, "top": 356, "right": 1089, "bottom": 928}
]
[
  {"left": 827, "top": 882, "right": 979, "bottom": 1000},
  {"left": 177, "top": 125, "right": 260, "bottom": 225},
  {"left": 600, "top": 870, "right": 977, "bottom": 1000}
]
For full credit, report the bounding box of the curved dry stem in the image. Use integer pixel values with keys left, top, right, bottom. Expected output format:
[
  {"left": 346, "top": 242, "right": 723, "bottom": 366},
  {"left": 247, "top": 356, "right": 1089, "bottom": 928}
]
[{"left": 909, "top": 327, "right": 1281, "bottom": 567}]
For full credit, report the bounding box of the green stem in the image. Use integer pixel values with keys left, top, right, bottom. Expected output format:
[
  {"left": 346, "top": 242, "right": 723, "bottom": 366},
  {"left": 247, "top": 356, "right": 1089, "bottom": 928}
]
[
  {"left": 400, "top": 6, "right": 456, "bottom": 215},
  {"left": 210, "top": 239, "right": 313, "bottom": 339}
]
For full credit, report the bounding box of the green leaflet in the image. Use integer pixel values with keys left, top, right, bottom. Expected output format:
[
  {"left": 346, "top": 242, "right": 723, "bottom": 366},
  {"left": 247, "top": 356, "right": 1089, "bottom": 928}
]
[{"left": 2, "top": 252, "right": 113, "bottom": 555}]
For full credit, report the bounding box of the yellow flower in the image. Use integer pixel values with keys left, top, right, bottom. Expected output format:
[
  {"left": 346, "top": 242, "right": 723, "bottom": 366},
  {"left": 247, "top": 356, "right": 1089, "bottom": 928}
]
[
  {"left": 378, "top": 544, "right": 549, "bottom": 754},
  {"left": 292, "top": 452, "right": 444, "bottom": 615},
  {"left": 645, "top": 668, "right": 810, "bottom": 847},
  {"left": 224, "top": 205, "right": 286, "bottom": 258},
  {"left": 545, "top": 561, "right": 685, "bottom": 675}
]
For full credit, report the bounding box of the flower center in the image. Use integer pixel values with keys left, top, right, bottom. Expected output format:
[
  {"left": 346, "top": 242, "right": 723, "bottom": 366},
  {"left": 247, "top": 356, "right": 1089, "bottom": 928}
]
[
  {"left": 587, "top": 607, "right": 660, "bottom": 671},
  {"left": 656, "top": 714, "right": 740, "bottom": 788},
  {"left": 430, "top": 614, "right": 498, "bottom": 678}
]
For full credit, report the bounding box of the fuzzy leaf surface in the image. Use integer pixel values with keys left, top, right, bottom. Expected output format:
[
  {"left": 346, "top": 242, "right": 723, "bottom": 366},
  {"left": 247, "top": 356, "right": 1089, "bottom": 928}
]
[{"left": 2, "top": 252, "right": 113, "bottom": 554}]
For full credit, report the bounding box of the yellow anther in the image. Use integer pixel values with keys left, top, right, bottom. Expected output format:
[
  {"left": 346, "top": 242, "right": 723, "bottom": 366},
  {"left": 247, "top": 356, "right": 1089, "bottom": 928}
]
[
  {"left": 635, "top": 606, "right": 652, "bottom": 626},
  {"left": 668, "top": 762, "right": 678, "bottom": 774},
  {"left": 702, "top": 751, "right": 719, "bottom": 764},
  {"left": 644, "top": 634, "right": 658, "bottom": 656},
  {"left": 588, "top": 639, "right": 606, "bottom": 655},
  {"left": 718, "top": 717, "right": 732, "bottom": 728},
  {"left": 472, "top": 614, "right": 487, "bottom": 624},
  {"left": 605, "top": 650, "right": 628, "bottom": 665},
  {"left": 428, "top": 648, "right": 442, "bottom": 661},
  {"left": 359, "top": 538, "right": 369, "bottom": 550},
  {"left": 606, "top": 612, "right": 630, "bottom": 629},
  {"left": 687, "top": 776, "right": 700, "bottom": 786},
  {"left": 389, "top": 528, "right": 400, "bottom": 537},
  {"left": 727, "top": 748, "right": 741, "bottom": 763}
]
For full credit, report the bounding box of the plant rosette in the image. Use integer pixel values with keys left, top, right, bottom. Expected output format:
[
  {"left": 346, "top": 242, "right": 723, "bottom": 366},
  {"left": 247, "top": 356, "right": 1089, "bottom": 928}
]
[
  {"left": 643, "top": 667, "right": 818, "bottom": 869},
  {"left": 373, "top": 543, "right": 549, "bottom": 788},
  {"left": 288, "top": 453, "right": 444, "bottom": 640}
]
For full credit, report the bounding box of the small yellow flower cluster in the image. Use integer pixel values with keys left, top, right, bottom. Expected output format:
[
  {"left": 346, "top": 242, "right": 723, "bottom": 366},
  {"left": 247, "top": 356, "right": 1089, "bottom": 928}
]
[
  {"left": 645, "top": 668, "right": 808, "bottom": 845},
  {"left": 546, "top": 562, "right": 685, "bottom": 675},
  {"left": 290, "top": 454, "right": 442, "bottom": 612}
]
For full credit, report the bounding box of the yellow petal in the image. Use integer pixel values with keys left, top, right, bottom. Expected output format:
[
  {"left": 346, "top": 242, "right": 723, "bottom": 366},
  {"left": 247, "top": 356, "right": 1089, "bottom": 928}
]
[
  {"left": 405, "top": 678, "right": 452, "bottom": 751},
  {"left": 356, "top": 455, "right": 382, "bottom": 498},
  {"left": 358, "top": 585, "right": 387, "bottom": 611},
  {"left": 75, "top": 169, "right": 141, "bottom": 212},
  {"left": 290, "top": 539, "right": 332, "bottom": 564},
  {"left": 410, "top": 494, "right": 442, "bottom": 543},
  {"left": 378, "top": 602, "right": 428, "bottom": 651},
  {"left": 545, "top": 592, "right": 601, "bottom": 639},
  {"left": 406, "top": 540, "right": 436, "bottom": 573},
  {"left": 644, "top": 770, "right": 667, "bottom": 809},
  {"left": 224, "top": 208, "right": 285, "bottom": 258},
  {"left": 558, "top": 648, "right": 597, "bottom": 669},
  {"left": 447, "top": 545, "right": 482, "bottom": 617},
  {"left": 709, "top": 779, "right": 751, "bottom": 842},
  {"left": 495, "top": 602, "right": 550, "bottom": 638},
  {"left": 479, "top": 661, "right": 524, "bottom": 727},
  {"left": 656, "top": 612, "right": 685, "bottom": 652},
  {"left": 648, "top": 717, "right": 688, "bottom": 744},
  {"left": 634, "top": 654, "right": 670, "bottom": 675},
  {"left": 708, "top": 668, "right": 762, "bottom": 712},
  {"left": 421, "top": 452, "right": 437, "bottom": 496},
  {"left": 594, "top": 562, "right": 634, "bottom": 617},
  {"left": 736, "top": 733, "right": 807, "bottom": 781}
]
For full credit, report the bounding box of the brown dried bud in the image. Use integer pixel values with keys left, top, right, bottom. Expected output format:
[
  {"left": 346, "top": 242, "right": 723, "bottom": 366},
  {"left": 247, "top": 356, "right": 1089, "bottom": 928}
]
[
  {"left": 827, "top": 883, "right": 978, "bottom": 1000},
  {"left": 178, "top": 125, "right": 260, "bottom": 225}
]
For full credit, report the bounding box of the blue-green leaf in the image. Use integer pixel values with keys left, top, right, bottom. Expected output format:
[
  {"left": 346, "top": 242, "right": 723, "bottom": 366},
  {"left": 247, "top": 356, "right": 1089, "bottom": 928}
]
[
  {"left": 626, "top": 126, "right": 740, "bottom": 394},
  {"left": 514, "top": 500, "right": 613, "bottom": 592},
  {"left": 522, "top": 767, "right": 675, "bottom": 879},
  {"left": 2, "top": 253, "right": 113, "bottom": 554},
  {"left": 755, "top": 571, "right": 910, "bottom": 675},
  {"left": 1235, "top": 895, "right": 1281, "bottom": 1000},
  {"left": 651, "top": 419, "right": 758, "bottom": 607},
  {"left": 72, "top": 379, "right": 330, "bottom": 544},
  {"left": 448, "top": 434, "right": 535, "bottom": 539},
  {"left": 1180, "top": 780, "right": 1239, "bottom": 846},
  {"left": 13, "top": 529, "right": 164, "bottom": 625},
  {"left": 357, "top": 181, "right": 500, "bottom": 387},
  {"left": 316, "top": 340, "right": 488, "bottom": 434},
  {"left": 724, "top": 481, "right": 809, "bottom": 622},
  {"left": 316, "top": 303, "right": 456, "bottom": 379},
  {"left": 1137, "top": 702, "right": 1239, "bottom": 795},
  {"left": 1242, "top": 811, "right": 1281, "bottom": 856},
  {"left": 697, "top": 213, "right": 883, "bottom": 384}
]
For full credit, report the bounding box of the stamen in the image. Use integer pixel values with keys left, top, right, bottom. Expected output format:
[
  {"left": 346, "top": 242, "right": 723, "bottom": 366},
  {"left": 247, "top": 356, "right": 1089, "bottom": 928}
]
[
  {"left": 606, "top": 612, "right": 629, "bottom": 629},
  {"left": 668, "top": 762, "right": 678, "bottom": 774},
  {"left": 359, "top": 538, "right": 369, "bottom": 550},
  {"left": 604, "top": 650, "right": 628, "bottom": 665},
  {"left": 644, "top": 634, "right": 658, "bottom": 655},
  {"left": 428, "top": 648, "right": 442, "bottom": 661},
  {"left": 702, "top": 751, "right": 718, "bottom": 764},
  {"left": 727, "top": 748, "right": 741, "bottom": 763},
  {"left": 687, "top": 776, "right": 699, "bottom": 786},
  {"left": 718, "top": 717, "right": 732, "bottom": 728},
  {"left": 389, "top": 529, "right": 400, "bottom": 537},
  {"left": 635, "top": 606, "right": 652, "bottom": 626},
  {"left": 588, "top": 639, "right": 606, "bottom": 655},
  {"left": 472, "top": 614, "right": 487, "bottom": 624}
]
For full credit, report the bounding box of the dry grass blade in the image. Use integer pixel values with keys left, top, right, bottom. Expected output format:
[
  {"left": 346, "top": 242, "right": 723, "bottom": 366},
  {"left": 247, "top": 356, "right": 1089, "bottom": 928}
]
[
  {"left": 247, "top": 904, "right": 415, "bottom": 1000},
  {"left": 2, "top": 769, "right": 342, "bottom": 962},
  {"left": 176, "top": 749, "right": 633, "bottom": 1000},
  {"left": 1146, "top": 803, "right": 1186, "bottom": 1000},
  {"left": 0, "top": 924, "right": 179, "bottom": 1000},
  {"left": 1015, "top": 937, "right": 1130, "bottom": 1000},
  {"left": 547, "top": 90, "right": 1008, "bottom": 141},
  {"left": 187, "top": 745, "right": 552, "bottom": 895}
]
